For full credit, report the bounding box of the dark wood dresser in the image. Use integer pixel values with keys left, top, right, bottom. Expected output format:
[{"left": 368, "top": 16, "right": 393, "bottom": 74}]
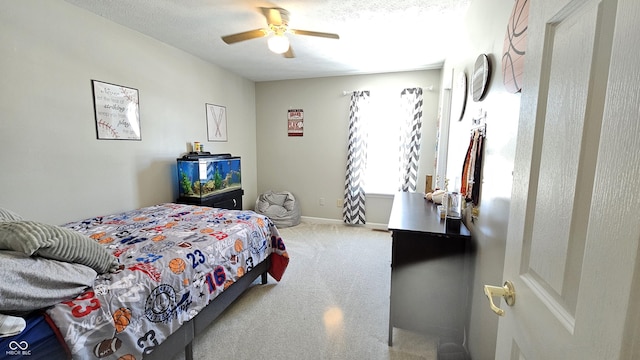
[{"left": 387, "top": 192, "right": 473, "bottom": 346}]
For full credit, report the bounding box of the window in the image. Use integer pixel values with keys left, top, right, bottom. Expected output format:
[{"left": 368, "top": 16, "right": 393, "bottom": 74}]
[{"left": 364, "top": 90, "right": 402, "bottom": 195}]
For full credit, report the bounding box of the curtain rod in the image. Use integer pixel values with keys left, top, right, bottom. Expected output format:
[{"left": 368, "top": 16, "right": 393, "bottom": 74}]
[{"left": 341, "top": 85, "right": 434, "bottom": 96}]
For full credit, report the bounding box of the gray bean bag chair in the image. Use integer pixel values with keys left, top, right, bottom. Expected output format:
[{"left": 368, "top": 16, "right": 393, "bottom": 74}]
[{"left": 255, "top": 190, "right": 300, "bottom": 228}]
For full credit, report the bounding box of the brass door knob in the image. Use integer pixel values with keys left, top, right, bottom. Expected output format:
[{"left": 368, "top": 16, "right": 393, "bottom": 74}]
[{"left": 484, "top": 281, "right": 515, "bottom": 316}]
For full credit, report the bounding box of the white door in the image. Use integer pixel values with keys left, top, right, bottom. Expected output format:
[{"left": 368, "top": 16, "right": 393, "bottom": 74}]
[{"left": 493, "top": 0, "right": 640, "bottom": 358}]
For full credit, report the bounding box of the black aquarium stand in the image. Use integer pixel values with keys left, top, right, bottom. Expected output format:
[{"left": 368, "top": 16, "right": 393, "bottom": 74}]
[{"left": 176, "top": 188, "right": 244, "bottom": 210}]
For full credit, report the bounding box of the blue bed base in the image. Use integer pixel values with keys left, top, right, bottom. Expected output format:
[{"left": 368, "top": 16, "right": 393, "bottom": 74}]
[{"left": 0, "top": 312, "right": 69, "bottom": 360}]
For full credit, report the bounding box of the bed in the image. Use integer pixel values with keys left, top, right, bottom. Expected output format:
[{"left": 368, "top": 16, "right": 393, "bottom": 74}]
[{"left": 0, "top": 203, "right": 289, "bottom": 360}]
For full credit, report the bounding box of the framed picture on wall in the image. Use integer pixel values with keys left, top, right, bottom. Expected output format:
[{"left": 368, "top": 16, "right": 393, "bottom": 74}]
[
  {"left": 92, "top": 80, "right": 141, "bottom": 140},
  {"left": 206, "top": 103, "right": 227, "bottom": 142}
]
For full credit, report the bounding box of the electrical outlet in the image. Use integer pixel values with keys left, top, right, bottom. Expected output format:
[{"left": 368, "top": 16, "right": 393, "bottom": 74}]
[
  {"left": 319, "top": 197, "right": 325, "bottom": 206},
  {"left": 336, "top": 199, "right": 342, "bottom": 207}
]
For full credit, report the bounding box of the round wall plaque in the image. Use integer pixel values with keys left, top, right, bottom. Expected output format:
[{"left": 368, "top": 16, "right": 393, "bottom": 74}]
[
  {"left": 471, "top": 54, "right": 490, "bottom": 102},
  {"left": 501, "top": 0, "right": 530, "bottom": 93},
  {"left": 451, "top": 71, "right": 468, "bottom": 121}
]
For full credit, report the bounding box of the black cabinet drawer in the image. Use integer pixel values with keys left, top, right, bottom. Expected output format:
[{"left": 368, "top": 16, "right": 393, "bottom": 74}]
[{"left": 177, "top": 188, "right": 243, "bottom": 210}]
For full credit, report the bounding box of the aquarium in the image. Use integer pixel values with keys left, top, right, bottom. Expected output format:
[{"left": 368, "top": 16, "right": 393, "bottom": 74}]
[{"left": 177, "top": 154, "right": 241, "bottom": 199}]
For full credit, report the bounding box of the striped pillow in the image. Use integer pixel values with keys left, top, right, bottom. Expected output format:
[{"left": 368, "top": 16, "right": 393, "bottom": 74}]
[
  {"left": 0, "top": 221, "right": 117, "bottom": 274},
  {"left": 0, "top": 208, "right": 24, "bottom": 222}
]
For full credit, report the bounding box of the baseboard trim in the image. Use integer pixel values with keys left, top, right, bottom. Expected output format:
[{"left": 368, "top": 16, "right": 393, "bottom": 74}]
[{"left": 300, "top": 216, "right": 389, "bottom": 232}]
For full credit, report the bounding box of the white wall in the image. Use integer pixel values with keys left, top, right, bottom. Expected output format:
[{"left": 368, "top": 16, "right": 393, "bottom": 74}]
[
  {"left": 440, "top": 0, "right": 521, "bottom": 358},
  {"left": 0, "top": 0, "right": 257, "bottom": 224},
  {"left": 255, "top": 70, "right": 441, "bottom": 224}
]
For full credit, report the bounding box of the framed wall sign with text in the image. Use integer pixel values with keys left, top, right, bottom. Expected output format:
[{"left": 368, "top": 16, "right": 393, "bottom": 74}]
[
  {"left": 92, "top": 80, "right": 141, "bottom": 140},
  {"left": 287, "top": 109, "right": 304, "bottom": 136}
]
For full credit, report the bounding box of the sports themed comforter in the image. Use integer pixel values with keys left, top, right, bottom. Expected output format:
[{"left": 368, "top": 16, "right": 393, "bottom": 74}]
[{"left": 46, "top": 203, "right": 289, "bottom": 359}]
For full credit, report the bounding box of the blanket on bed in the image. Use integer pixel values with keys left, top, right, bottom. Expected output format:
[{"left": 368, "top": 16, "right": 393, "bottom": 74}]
[
  {"left": 46, "top": 203, "right": 288, "bottom": 360},
  {"left": 0, "top": 251, "right": 97, "bottom": 314}
]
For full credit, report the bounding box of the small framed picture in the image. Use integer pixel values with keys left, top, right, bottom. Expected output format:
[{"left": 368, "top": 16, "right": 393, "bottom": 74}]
[
  {"left": 92, "top": 80, "right": 141, "bottom": 140},
  {"left": 206, "top": 103, "right": 227, "bottom": 142}
]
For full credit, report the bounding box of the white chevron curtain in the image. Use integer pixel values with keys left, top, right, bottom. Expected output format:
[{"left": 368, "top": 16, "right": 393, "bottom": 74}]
[
  {"left": 398, "top": 88, "right": 424, "bottom": 192},
  {"left": 343, "top": 91, "right": 370, "bottom": 225}
]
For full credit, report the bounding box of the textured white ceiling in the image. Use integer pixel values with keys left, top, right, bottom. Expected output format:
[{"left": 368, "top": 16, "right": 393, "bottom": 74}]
[{"left": 63, "top": 0, "right": 470, "bottom": 82}]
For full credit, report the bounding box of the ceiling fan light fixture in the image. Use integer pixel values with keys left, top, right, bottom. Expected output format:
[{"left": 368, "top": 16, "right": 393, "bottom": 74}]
[
  {"left": 221, "top": 7, "right": 339, "bottom": 59},
  {"left": 267, "top": 34, "right": 290, "bottom": 54}
]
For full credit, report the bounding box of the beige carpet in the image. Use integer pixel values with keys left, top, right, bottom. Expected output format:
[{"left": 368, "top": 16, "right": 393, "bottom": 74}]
[{"left": 171, "top": 222, "right": 438, "bottom": 360}]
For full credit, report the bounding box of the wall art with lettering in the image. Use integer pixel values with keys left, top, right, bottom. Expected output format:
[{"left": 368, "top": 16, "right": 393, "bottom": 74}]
[
  {"left": 287, "top": 109, "right": 304, "bottom": 137},
  {"left": 92, "top": 80, "right": 141, "bottom": 140}
]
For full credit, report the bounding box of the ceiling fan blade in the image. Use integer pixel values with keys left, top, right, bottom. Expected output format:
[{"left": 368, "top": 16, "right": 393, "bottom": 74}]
[
  {"left": 261, "top": 7, "right": 285, "bottom": 26},
  {"left": 290, "top": 29, "right": 340, "bottom": 39},
  {"left": 221, "top": 29, "right": 268, "bottom": 44},
  {"left": 283, "top": 45, "right": 295, "bottom": 58}
]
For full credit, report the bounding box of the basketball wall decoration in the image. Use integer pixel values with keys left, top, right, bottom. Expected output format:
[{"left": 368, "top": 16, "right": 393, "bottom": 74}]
[{"left": 502, "top": 0, "right": 530, "bottom": 93}]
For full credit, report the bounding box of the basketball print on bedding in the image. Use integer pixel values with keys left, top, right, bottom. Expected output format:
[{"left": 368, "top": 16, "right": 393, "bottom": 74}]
[{"left": 112, "top": 307, "right": 132, "bottom": 333}]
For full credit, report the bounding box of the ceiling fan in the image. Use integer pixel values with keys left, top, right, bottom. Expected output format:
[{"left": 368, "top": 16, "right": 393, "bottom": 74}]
[{"left": 221, "top": 7, "right": 340, "bottom": 58}]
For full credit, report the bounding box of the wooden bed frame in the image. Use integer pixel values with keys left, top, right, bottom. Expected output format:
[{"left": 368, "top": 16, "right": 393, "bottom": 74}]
[{"left": 145, "top": 257, "right": 270, "bottom": 360}]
